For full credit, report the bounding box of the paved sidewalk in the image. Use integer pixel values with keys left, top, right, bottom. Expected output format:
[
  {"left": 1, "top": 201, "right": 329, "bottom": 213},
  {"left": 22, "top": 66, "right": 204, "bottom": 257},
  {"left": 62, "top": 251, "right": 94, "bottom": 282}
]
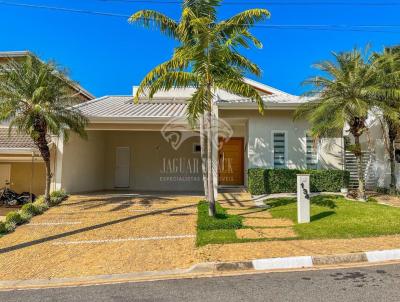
[{"left": 374, "top": 194, "right": 400, "bottom": 207}]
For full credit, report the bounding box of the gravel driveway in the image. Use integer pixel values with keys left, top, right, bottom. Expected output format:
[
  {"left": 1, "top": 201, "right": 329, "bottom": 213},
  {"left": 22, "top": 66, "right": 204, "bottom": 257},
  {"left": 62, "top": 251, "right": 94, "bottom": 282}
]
[{"left": 0, "top": 192, "right": 201, "bottom": 280}]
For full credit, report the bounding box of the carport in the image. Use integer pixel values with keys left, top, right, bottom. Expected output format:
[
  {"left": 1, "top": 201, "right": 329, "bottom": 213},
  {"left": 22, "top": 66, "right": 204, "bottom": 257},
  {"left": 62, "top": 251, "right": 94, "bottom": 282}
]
[{"left": 53, "top": 96, "right": 205, "bottom": 194}]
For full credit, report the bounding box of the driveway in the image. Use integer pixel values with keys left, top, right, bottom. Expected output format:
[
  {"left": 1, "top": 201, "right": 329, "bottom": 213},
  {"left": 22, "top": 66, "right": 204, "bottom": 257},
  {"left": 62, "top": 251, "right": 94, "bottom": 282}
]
[{"left": 0, "top": 192, "right": 202, "bottom": 280}]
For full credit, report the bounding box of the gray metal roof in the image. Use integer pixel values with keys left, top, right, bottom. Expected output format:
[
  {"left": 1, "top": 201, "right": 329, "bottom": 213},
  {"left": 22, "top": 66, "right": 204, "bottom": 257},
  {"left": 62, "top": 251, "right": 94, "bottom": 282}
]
[
  {"left": 75, "top": 96, "right": 188, "bottom": 119},
  {"left": 216, "top": 93, "right": 310, "bottom": 105},
  {"left": 76, "top": 78, "right": 311, "bottom": 120}
]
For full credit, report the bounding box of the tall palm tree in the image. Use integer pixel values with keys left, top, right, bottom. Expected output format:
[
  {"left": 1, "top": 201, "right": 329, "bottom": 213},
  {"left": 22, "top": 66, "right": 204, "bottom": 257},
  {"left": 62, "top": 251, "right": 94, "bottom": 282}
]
[
  {"left": 130, "top": 0, "right": 269, "bottom": 215},
  {"left": 371, "top": 47, "right": 400, "bottom": 193},
  {"left": 0, "top": 55, "right": 88, "bottom": 203},
  {"left": 295, "top": 48, "right": 375, "bottom": 200}
]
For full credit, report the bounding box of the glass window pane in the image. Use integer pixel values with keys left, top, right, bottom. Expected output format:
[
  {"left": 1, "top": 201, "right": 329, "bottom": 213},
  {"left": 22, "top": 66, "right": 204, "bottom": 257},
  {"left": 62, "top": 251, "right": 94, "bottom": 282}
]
[
  {"left": 274, "top": 132, "right": 286, "bottom": 168},
  {"left": 306, "top": 133, "right": 318, "bottom": 169}
]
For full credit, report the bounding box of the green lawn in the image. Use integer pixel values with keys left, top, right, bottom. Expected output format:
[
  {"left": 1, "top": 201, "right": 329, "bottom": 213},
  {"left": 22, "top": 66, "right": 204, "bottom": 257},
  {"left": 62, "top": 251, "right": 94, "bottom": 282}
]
[
  {"left": 196, "top": 195, "right": 400, "bottom": 246},
  {"left": 196, "top": 200, "right": 243, "bottom": 246},
  {"left": 268, "top": 195, "right": 400, "bottom": 239}
]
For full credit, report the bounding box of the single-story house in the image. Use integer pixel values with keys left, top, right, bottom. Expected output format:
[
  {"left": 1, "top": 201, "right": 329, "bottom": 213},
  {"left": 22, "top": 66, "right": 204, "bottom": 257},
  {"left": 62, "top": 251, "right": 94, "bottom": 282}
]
[
  {"left": 49, "top": 78, "right": 344, "bottom": 194},
  {"left": 0, "top": 51, "right": 94, "bottom": 195}
]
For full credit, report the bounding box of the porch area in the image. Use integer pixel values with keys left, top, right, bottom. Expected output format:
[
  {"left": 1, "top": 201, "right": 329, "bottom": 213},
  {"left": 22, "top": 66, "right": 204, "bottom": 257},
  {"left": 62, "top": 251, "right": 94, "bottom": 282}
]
[{"left": 56, "top": 130, "right": 204, "bottom": 194}]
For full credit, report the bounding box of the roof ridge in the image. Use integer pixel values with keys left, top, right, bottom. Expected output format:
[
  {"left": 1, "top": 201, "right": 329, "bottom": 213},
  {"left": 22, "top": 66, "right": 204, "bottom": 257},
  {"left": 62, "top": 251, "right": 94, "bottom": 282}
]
[
  {"left": 72, "top": 95, "right": 111, "bottom": 109},
  {"left": 243, "top": 78, "right": 299, "bottom": 97}
]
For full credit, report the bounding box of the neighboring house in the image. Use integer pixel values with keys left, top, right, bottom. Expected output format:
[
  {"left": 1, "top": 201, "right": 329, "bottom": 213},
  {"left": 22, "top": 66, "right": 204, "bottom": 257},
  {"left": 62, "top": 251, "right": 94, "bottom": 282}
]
[
  {"left": 347, "top": 115, "right": 400, "bottom": 191},
  {"left": 0, "top": 51, "right": 95, "bottom": 195},
  {"left": 51, "top": 78, "right": 344, "bottom": 194}
]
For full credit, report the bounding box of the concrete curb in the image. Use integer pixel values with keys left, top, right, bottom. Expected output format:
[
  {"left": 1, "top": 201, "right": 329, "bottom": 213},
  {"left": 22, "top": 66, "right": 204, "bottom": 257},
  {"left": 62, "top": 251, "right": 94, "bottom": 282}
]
[{"left": 2, "top": 249, "right": 400, "bottom": 290}]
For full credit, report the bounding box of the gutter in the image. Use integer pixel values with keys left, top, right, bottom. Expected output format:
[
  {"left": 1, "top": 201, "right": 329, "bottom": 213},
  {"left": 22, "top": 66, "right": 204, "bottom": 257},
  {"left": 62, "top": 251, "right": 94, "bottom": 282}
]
[
  {"left": 88, "top": 116, "right": 188, "bottom": 124},
  {"left": 216, "top": 102, "right": 303, "bottom": 110},
  {"left": 0, "top": 148, "right": 37, "bottom": 154}
]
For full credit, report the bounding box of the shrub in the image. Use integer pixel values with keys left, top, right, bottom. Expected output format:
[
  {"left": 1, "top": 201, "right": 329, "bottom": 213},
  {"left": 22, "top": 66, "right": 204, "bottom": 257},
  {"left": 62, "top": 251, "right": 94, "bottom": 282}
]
[
  {"left": 21, "top": 203, "right": 43, "bottom": 216},
  {"left": 50, "top": 190, "right": 68, "bottom": 206},
  {"left": 248, "top": 168, "right": 350, "bottom": 195},
  {"left": 197, "top": 201, "right": 242, "bottom": 230},
  {"left": 5, "top": 211, "right": 25, "bottom": 225},
  {"left": 5, "top": 221, "right": 16, "bottom": 232},
  {"left": 19, "top": 210, "right": 32, "bottom": 222},
  {"left": 376, "top": 187, "right": 390, "bottom": 194},
  {"left": 310, "top": 170, "right": 350, "bottom": 192},
  {"left": 0, "top": 192, "right": 68, "bottom": 237},
  {"left": 34, "top": 196, "right": 49, "bottom": 212},
  {"left": 0, "top": 221, "right": 6, "bottom": 234},
  {"left": 248, "top": 168, "right": 267, "bottom": 195}
]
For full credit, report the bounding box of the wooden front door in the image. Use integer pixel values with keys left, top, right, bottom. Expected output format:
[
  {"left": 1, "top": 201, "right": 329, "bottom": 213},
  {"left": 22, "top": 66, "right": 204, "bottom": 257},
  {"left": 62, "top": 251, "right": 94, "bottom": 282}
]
[{"left": 218, "top": 137, "right": 244, "bottom": 186}]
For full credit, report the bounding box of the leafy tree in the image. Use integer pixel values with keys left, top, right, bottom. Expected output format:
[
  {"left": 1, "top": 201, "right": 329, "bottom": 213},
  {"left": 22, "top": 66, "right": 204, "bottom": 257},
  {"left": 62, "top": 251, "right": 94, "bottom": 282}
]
[
  {"left": 130, "top": 0, "right": 268, "bottom": 215},
  {"left": 0, "top": 55, "right": 88, "bottom": 203},
  {"left": 295, "top": 48, "right": 375, "bottom": 200},
  {"left": 371, "top": 46, "right": 400, "bottom": 193}
]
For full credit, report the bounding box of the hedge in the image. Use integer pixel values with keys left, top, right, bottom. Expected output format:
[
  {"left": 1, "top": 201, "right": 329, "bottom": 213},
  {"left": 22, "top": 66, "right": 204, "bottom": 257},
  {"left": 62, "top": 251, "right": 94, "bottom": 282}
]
[
  {"left": 0, "top": 190, "right": 68, "bottom": 236},
  {"left": 248, "top": 168, "right": 350, "bottom": 195}
]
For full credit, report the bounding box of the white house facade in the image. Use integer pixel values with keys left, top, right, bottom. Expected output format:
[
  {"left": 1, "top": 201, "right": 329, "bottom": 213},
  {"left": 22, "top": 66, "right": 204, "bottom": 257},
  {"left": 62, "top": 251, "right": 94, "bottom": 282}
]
[{"left": 48, "top": 78, "right": 344, "bottom": 194}]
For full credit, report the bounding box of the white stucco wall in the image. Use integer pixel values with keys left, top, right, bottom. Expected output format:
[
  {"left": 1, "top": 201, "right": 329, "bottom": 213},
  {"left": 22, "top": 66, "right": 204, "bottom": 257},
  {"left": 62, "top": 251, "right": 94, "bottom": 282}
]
[
  {"left": 220, "top": 109, "right": 343, "bottom": 171},
  {"left": 60, "top": 130, "right": 203, "bottom": 193},
  {"left": 103, "top": 131, "right": 203, "bottom": 192},
  {"left": 61, "top": 131, "right": 106, "bottom": 193},
  {"left": 59, "top": 109, "right": 344, "bottom": 194}
]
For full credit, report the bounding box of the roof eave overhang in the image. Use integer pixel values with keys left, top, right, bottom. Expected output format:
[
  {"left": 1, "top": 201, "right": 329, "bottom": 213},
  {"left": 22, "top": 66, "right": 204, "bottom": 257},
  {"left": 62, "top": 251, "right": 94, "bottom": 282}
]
[
  {"left": 216, "top": 102, "right": 302, "bottom": 110},
  {"left": 87, "top": 116, "right": 188, "bottom": 124},
  {"left": 0, "top": 148, "right": 37, "bottom": 154}
]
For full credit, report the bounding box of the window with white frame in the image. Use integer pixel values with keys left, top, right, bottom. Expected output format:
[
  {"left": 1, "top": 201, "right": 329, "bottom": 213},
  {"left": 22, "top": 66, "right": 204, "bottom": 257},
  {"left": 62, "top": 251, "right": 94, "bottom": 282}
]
[
  {"left": 306, "top": 133, "right": 318, "bottom": 169},
  {"left": 273, "top": 132, "right": 286, "bottom": 168}
]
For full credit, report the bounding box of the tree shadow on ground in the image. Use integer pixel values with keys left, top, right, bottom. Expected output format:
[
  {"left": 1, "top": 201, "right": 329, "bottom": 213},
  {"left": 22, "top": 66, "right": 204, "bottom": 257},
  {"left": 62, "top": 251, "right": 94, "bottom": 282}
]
[
  {"left": 310, "top": 211, "right": 336, "bottom": 222},
  {"left": 266, "top": 198, "right": 296, "bottom": 208},
  {"left": 0, "top": 203, "right": 196, "bottom": 254},
  {"left": 311, "top": 195, "right": 338, "bottom": 209}
]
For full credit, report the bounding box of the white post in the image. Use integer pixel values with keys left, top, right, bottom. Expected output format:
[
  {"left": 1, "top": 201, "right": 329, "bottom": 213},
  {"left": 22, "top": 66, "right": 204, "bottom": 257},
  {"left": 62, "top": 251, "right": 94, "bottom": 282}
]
[
  {"left": 52, "top": 134, "right": 64, "bottom": 192},
  {"left": 212, "top": 100, "right": 219, "bottom": 200},
  {"left": 297, "top": 174, "right": 310, "bottom": 224}
]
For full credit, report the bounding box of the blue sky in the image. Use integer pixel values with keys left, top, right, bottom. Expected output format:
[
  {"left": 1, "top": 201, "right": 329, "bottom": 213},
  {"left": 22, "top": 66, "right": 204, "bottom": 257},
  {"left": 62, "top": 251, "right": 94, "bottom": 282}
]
[{"left": 0, "top": 0, "right": 399, "bottom": 97}]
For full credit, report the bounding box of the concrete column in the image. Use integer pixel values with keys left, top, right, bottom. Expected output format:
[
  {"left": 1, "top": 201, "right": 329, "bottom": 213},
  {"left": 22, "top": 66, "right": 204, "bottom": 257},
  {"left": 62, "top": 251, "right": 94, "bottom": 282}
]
[
  {"left": 52, "top": 134, "right": 64, "bottom": 192},
  {"left": 297, "top": 174, "right": 310, "bottom": 223},
  {"left": 212, "top": 101, "right": 219, "bottom": 200}
]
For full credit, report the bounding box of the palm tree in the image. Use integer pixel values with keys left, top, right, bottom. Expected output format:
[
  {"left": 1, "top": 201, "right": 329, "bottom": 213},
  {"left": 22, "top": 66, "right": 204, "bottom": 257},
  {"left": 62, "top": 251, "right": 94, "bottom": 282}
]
[
  {"left": 130, "top": 0, "right": 269, "bottom": 215},
  {"left": 0, "top": 55, "right": 88, "bottom": 203},
  {"left": 370, "top": 47, "right": 400, "bottom": 193},
  {"left": 295, "top": 48, "right": 375, "bottom": 200}
]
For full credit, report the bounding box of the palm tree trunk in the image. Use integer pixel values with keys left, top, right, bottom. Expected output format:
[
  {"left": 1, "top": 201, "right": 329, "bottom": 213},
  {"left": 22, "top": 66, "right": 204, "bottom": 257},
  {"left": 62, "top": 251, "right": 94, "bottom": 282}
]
[
  {"left": 43, "top": 156, "right": 52, "bottom": 202},
  {"left": 33, "top": 122, "right": 52, "bottom": 204},
  {"left": 388, "top": 124, "right": 397, "bottom": 194},
  {"left": 207, "top": 110, "right": 216, "bottom": 216},
  {"left": 200, "top": 114, "right": 208, "bottom": 199},
  {"left": 354, "top": 135, "right": 365, "bottom": 200}
]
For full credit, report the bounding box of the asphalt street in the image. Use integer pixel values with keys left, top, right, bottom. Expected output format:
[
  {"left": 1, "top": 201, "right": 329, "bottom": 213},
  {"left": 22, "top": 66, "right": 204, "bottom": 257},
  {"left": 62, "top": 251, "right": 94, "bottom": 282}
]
[{"left": 1, "top": 263, "right": 400, "bottom": 302}]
